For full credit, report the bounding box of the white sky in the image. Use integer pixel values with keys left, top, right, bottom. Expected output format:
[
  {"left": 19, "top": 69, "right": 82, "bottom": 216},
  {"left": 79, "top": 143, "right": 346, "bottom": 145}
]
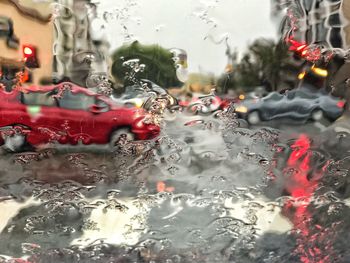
[{"left": 96, "top": 0, "right": 279, "bottom": 75}]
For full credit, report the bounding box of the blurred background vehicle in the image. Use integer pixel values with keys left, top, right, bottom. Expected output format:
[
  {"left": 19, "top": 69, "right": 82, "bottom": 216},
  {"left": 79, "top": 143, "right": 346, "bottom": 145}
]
[
  {"left": 235, "top": 86, "right": 346, "bottom": 125},
  {"left": 111, "top": 79, "right": 177, "bottom": 110},
  {"left": 179, "top": 94, "right": 224, "bottom": 115}
]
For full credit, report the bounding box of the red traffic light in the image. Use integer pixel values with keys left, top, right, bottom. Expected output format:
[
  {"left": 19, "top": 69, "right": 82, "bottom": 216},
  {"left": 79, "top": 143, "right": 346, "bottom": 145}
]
[
  {"left": 23, "top": 45, "right": 36, "bottom": 59},
  {"left": 23, "top": 46, "right": 33, "bottom": 57},
  {"left": 22, "top": 45, "right": 39, "bottom": 68}
]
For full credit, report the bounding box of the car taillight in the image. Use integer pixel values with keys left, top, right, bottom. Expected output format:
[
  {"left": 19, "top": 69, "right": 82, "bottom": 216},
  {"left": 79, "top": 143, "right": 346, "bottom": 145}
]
[{"left": 337, "top": 100, "right": 346, "bottom": 108}]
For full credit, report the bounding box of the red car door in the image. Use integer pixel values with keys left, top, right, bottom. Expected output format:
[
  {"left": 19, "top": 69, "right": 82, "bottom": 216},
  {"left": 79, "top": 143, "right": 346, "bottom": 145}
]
[
  {"left": 55, "top": 89, "right": 97, "bottom": 145},
  {"left": 0, "top": 90, "right": 27, "bottom": 129},
  {"left": 20, "top": 91, "right": 67, "bottom": 145},
  {"left": 85, "top": 97, "right": 115, "bottom": 144}
]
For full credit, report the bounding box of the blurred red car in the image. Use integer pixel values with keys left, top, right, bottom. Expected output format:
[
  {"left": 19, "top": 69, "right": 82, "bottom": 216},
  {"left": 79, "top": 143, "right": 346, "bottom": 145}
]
[
  {"left": 178, "top": 95, "right": 237, "bottom": 114},
  {"left": 0, "top": 82, "right": 160, "bottom": 151}
]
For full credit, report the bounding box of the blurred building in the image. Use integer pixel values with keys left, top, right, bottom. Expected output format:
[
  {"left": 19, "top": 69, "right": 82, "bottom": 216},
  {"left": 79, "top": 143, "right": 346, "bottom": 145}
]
[
  {"left": 182, "top": 73, "right": 216, "bottom": 95},
  {"left": 342, "top": 0, "right": 350, "bottom": 48},
  {"left": 296, "top": 0, "right": 343, "bottom": 48},
  {"left": 53, "top": 0, "right": 110, "bottom": 88},
  {"left": 272, "top": 0, "right": 348, "bottom": 48},
  {"left": 270, "top": 0, "right": 350, "bottom": 91},
  {"left": 0, "top": 0, "right": 54, "bottom": 89},
  {"left": 0, "top": 0, "right": 111, "bottom": 90}
]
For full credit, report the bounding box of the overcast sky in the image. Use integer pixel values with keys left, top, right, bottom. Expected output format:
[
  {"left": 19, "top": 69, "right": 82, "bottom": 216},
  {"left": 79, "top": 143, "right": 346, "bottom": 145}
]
[{"left": 95, "top": 0, "right": 279, "bottom": 75}]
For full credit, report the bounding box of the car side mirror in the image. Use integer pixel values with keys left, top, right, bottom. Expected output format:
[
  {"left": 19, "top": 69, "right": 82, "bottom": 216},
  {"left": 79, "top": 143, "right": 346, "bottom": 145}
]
[{"left": 89, "top": 104, "right": 103, "bottom": 114}]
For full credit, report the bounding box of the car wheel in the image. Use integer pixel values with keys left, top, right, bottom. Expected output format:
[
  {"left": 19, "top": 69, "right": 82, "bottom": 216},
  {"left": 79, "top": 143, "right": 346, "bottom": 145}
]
[
  {"left": 311, "top": 109, "right": 324, "bottom": 121},
  {"left": 247, "top": 111, "right": 261, "bottom": 125},
  {"left": 110, "top": 128, "right": 135, "bottom": 149},
  {"left": 3, "top": 132, "right": 26, "bottom": 152}
]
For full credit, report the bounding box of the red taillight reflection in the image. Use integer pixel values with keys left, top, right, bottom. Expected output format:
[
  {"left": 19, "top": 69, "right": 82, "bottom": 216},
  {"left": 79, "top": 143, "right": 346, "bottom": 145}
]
[
  {"left": 288, "top": 134, "right": 310, "bottom": 166},
  {"left": 286, "top": 37, "right": 325, "bottom": 62},
  {"left": 337, "top": 101, "right": 345, "bottom": 108},
  {"left": 157, "top": 181, "right": 174, "bottom": 192}
]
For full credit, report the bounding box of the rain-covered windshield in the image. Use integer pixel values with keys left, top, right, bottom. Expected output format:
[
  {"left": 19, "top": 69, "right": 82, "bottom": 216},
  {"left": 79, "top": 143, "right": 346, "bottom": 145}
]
[{"left": 1, "top": 0, "right": 350, "bottom": 262}]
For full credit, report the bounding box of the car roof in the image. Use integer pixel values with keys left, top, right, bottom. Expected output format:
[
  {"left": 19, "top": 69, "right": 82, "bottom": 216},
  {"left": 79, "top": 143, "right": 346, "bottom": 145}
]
[
  {"left": 11, "top": 82, "right": 122, "bottom": 107},
  {"left": 0, "top": 83, "right": 146, "bottom": 110},
  {"left": 21, "top": 82, "right": 98, "bottom": 97}
]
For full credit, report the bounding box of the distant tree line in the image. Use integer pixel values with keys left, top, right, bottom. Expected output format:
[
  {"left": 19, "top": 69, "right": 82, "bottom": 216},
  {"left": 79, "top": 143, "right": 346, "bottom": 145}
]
[
  {"left": 217, "top": 38, "right": 301, "bottom": 93},
  {"left": 110, "top": 38, "right": 302, "bottom": 94}
]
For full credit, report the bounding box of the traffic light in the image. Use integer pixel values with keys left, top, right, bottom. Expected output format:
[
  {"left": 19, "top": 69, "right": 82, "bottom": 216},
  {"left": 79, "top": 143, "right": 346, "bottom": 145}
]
[{"left": 22, "top": 45, "right": 39, "bottom": 68}]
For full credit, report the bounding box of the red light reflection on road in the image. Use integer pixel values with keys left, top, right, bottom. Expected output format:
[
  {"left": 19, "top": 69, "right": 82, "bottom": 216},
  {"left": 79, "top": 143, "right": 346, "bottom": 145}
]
[
  {"left": 286, "top": 134, "right": 315, "bottom": 198},
  {"left": 282, "top": 134, "right": 335, "bottom": 263},
  {"left": 157, "top": 181, "right": 175, "bottom": 193}
]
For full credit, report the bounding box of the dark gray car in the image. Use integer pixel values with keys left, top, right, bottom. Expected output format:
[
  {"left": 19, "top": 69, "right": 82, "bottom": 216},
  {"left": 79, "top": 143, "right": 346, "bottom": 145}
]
[{"left": 235, "top": 87, "right": 345, "bottom": 124}]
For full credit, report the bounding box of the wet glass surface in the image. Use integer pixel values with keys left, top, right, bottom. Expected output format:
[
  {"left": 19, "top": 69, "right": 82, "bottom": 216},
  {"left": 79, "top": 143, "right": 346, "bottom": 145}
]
[{"left": 1, "top": 0, "right": 350, "bottom": 262}]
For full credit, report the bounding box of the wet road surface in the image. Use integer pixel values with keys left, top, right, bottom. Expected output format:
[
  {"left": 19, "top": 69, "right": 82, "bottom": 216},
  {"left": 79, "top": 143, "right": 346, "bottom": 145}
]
[{"left": 0, "top": 110, "right": 350, "bottom": 262}]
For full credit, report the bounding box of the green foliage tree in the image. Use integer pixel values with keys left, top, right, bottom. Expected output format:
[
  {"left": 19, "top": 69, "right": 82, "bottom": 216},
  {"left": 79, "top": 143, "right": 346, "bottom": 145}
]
[
  {"left": 111, "top": 41, "right": 181, "bottom": 88},
  {"left": 218, "top": 38, "right": 294, "bottom": 93},
  {"left": 239, "top": 38, "right": 292, "bottom": 91},
  {"left": 236, "top": 53, "right": 262, "bottom": 92},
  {"left": 249, "top": 39, "right": 292, "bottom": 91}
]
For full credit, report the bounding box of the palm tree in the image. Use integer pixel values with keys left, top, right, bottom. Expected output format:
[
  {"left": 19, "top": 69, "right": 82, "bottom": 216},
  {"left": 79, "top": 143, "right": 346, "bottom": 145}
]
[
  {"left": 237, "top": 38, "right": 297, "bottom": 92},
  {"left": 253, "top": 39, "right": 288, "bottom": 91}
]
